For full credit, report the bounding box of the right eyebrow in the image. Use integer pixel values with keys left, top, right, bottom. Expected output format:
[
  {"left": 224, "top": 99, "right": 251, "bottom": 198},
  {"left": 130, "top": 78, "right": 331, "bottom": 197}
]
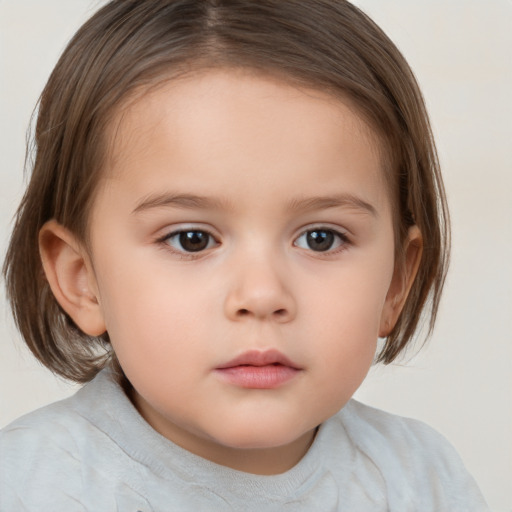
[{"left": 132, "top": 192, "right": 232, "bottom": 215}]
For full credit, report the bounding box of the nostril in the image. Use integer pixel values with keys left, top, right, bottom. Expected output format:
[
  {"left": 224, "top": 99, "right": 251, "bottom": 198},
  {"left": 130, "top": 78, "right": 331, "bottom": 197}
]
[
  {"left": 274, "top": 309, "right": 287, "bottom": 316},
  {"left": 238, "top": 308, "right": 250, "bottom": 316}
]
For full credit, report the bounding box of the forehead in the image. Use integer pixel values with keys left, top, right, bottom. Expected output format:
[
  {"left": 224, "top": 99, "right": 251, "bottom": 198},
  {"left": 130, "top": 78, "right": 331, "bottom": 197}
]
[{"left": 100, "top": 69, "right": 389, "bottom": 213}]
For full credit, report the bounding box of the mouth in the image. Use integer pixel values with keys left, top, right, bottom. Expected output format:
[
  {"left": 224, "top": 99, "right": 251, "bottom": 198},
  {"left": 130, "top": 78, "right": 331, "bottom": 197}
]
[{"left": 214, "top": 349, "right": 302, "bottom": 389}]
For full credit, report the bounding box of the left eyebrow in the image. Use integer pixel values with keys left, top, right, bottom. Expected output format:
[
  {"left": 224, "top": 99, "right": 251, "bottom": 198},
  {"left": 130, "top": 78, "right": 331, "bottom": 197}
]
[
  {"left": 286, "top": 193, "right": 378, "bottom": 217},
  {"left": 132, "top": 193, "right": 233, "bottom": 214}
]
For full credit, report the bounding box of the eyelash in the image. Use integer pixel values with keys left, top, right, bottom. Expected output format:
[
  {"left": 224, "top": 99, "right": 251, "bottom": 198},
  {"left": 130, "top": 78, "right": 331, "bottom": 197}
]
[
  {"left": 158, "top": 228, "right": 219, "bottom": 259},
  {"left": 158, "top": 226, "right": 351, "bottom": 259},
  {"left": 293, "top": 227, "right": 350, "bottom": 256}
]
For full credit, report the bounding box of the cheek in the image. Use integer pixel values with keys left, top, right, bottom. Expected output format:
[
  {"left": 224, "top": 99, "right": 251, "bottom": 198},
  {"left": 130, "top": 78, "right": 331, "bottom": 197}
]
[
  {"left": 296, "top": 255, "right": 394, "bottom": 383},
  {"left": 300, "top": 253, "right": 394, "bottom": 336},
  {"left": 306, "top": 295, "right": 378, "bottom": 376},
  {"left": 103, "top": 281, "right": 205, "bottom": 353},
  {"left": 93, "top": 255, "right": 203, "bottom": 363}
]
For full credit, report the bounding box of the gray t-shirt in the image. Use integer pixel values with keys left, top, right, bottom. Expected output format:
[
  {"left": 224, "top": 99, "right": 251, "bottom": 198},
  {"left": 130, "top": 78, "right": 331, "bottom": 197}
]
[{"left": 0, "top": 369, "right": 489, "bottom": 511}]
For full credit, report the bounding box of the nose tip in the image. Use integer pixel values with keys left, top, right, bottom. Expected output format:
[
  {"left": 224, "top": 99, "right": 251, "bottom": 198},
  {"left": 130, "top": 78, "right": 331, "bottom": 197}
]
[{"left": 224, "top": 265, "right": 296, "bottom": 323}]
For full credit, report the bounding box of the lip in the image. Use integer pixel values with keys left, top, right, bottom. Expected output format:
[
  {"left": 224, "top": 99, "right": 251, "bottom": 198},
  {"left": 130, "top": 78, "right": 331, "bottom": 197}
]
[
  {"left": 216, "top": 349, "right": 300, "bottom": 370},
  {"left": 214, "top": 349, "right": 302, "bottom": 389}
]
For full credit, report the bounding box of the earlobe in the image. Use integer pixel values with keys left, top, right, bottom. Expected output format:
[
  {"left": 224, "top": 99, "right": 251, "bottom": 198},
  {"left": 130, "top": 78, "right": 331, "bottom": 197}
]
[
  {"left": 39, "top": 220, "right": 106, "bottom": 336},
  {"left": 379, "top": 225, "right": 423, "bottom": 337}
]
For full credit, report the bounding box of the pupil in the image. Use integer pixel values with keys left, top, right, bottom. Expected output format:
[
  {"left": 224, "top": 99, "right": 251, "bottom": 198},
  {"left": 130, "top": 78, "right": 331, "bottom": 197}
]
[
  {"left": 307, "top": 230, "right": 334, "bottom": 251},
  {"left": 179, "top": 231, "right": 208, "bottom": 252}
]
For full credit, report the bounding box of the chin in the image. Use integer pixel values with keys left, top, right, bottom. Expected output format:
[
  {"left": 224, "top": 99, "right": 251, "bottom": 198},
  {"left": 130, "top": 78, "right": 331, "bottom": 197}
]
[{"left": 210, "top": 421, "right": 312, "bottom": 451}]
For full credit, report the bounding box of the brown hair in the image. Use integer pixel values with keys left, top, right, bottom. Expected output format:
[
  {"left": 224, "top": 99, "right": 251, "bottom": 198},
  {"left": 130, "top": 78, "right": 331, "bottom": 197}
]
[{"left": 3, "top": 0, "right": 449, "bottom": 383}]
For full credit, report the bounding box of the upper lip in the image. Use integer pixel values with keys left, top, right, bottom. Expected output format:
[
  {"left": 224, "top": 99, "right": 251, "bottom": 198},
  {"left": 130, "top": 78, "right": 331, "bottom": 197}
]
[{"left": 216, "top": 349, "right": 300, "bottom": 369}]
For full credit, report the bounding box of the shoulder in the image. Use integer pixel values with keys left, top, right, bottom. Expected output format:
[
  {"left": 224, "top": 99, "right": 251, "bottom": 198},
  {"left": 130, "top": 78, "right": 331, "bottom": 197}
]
[
  {"left": 0, "top": 370, "right": 140, "bottom": 511},
  {"left": 2, "top": 391, "right": 88, "bottom": 438},
  {"left": 0, "top": 373, "right": 112, "bottom": 460},
  {"left": 334, "top": 399, "right": 465, "bottom": 470},
  {"left": 329, "top": 400, "right": 489, "bottom": 511},
  {"left": 0, "top": 394, "right": 89, "bottom": 510},
  {"left": 330, "top": 399, "right": 463, "bottom": 479},
  {"left": 338, "top": 399, "right": 452, "bottom": 451}
]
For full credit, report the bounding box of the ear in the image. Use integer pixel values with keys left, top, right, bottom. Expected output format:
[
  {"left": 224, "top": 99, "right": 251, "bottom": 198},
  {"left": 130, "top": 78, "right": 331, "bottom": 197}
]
[
  {"left": 379, "top": 225, "right": 423, "bottom": 337},
  {"left": 39, "top": 220, "right": 106, "bottom": 336}
]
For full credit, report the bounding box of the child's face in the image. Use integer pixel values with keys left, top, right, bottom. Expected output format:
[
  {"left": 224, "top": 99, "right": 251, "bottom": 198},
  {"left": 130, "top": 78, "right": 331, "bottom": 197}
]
[{"left": 74, "top": 69, "right": 411, "bottom": 473}]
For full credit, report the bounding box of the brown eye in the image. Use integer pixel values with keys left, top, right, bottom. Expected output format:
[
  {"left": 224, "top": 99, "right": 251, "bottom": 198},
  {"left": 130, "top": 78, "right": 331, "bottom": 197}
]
[
  {"left": 306, "top": 230, "right": 334, "bottom": 251},
  {"left": 165, "top": 230, "right": 215, "bottom": 253},
  {"left": 294, "top": 228, "right": 348, "bottom": 252}
]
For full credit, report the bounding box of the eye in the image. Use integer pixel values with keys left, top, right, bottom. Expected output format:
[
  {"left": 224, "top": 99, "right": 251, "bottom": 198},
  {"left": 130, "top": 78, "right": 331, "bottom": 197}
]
[
  {"left": 294, "top": 228, "right": 348, "bottom": 252},
  {"left": 164, "top": 230, "right": 217, "bottom": 253}
]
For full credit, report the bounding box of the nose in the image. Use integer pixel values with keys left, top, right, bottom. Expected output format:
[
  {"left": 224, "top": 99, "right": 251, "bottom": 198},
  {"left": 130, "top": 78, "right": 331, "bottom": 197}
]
[{"left": 224, "top": 253, "right": 296, "bottom": 323}]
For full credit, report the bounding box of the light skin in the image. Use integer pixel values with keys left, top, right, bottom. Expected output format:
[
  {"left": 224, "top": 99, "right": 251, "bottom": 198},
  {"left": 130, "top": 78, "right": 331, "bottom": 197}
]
[{"left": 39, "top": 69, "right": 422, "bottom": 475}]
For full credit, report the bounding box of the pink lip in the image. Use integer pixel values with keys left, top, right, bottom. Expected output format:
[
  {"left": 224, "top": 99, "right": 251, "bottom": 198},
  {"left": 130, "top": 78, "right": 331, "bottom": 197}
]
[{"left": 215, "top": 349, "right": 301, "bottom": 389}]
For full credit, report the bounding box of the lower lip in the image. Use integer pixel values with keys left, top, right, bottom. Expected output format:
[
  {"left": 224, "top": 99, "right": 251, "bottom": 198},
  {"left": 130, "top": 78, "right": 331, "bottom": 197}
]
[{"left": 215, "top": 364, "right": 300, "bottom": 389}]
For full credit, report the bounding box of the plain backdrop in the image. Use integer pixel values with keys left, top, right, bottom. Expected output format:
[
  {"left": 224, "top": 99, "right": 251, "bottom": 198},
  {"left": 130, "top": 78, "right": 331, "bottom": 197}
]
[{"left": 0, "top": 1, "right": 510, "bottom": 510}]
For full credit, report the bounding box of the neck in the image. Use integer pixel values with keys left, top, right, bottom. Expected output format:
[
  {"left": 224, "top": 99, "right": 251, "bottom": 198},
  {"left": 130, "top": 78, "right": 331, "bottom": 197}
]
[{"left": 130, "top": 385, "right": 318, "bottom": 475}]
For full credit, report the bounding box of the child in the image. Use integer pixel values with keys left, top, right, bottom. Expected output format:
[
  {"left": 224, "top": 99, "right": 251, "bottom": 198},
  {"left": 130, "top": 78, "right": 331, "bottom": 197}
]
[{"left": 0, "top": 0, "right": 490, "bottom": 510}]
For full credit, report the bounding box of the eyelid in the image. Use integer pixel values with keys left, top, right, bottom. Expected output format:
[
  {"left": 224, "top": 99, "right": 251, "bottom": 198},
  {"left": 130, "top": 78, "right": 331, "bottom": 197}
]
[
  {"left": 157, "top": 224, "right": 220, "bottom": 256},
  {"left": 293, "top": 224, "right": 351, "bottom": 253},
  {"left": 155, "top": 223, "right": 351, "bottom": 258},
  {"left": 294, "top": 223, "right": 350, "bottom": 239},
  {"left": 157, "top": 223, "right": 220, "bottom": 240}
]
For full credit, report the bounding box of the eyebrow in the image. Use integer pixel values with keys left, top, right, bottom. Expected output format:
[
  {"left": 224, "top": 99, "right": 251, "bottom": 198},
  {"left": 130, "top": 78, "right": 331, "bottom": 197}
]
[
  {"left": 132, "top": 192, "right": 377, "bottom": 217},
  {"left": 132, "top": 193, "right": 232, "bottom": 214},
  {"left": 286, "top": 194, "right": 378, "bottom": 217}
]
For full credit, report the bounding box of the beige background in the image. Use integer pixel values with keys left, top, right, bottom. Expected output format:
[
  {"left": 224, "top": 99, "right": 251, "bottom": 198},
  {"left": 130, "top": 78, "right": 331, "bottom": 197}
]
[{"left": 0, "top": 1, "right": 510, "bottom": 510}]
